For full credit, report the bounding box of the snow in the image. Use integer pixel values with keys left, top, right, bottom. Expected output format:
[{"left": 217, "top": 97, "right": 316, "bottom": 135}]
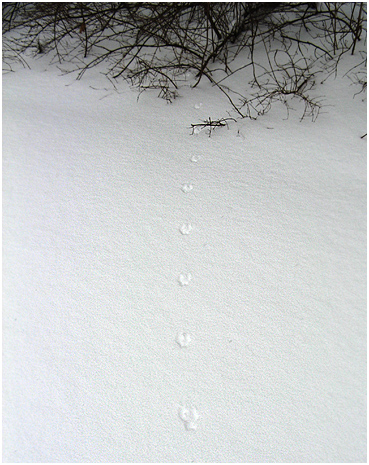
[{"left": 3, "top": 50, "right": 366, "bottom": 462}]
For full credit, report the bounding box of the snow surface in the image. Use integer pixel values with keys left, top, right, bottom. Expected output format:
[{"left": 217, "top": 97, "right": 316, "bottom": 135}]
[{"left": 3, "top": 51, "right": 366, "bottom": 462}]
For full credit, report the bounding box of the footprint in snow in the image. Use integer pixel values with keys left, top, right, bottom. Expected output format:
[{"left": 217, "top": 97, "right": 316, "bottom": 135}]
[
  {"left": 192, "top": 127, "right": 203, "bottom": 136},
  {"left": 176, "top": 332, "right": 192, "bottom": 348},
  {"left": 178, "top": 404, "right": 200, "bottom": 430},
  {"left": 179, "top": 223, "right": 192, "bottom": 235},
  {"left": 181, "top": 183, "right": 193, "bottom": 193},
  {"left": 178, "top": 273, "right": 192, "bottom": 286}
]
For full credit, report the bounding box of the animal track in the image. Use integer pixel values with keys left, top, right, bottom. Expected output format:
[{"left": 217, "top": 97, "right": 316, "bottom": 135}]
[
  {"left": 179, "top": 223, "right": 192, "bottom": 235},
  {"left": 176, "top": 332, "right": 192, "bottom": 348},
  {"left": 181, "top": 183, "right": 193, "bottom": 193},
  {"left": 178, "top": 273, "right": 192, "bottom": 286},
  {"left": 178, "top": 404, "right": 200, "bottom": 430},
  {"left": 176, "top": 148, "right": 200, "bottom": 432}
]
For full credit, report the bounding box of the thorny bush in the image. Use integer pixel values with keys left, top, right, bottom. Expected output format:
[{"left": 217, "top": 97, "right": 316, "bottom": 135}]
[{"left": 2, "top": 2, "right": 367, "bottom": 122}]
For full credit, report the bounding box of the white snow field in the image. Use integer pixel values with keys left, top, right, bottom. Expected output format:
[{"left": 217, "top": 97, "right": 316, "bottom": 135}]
[{"left": 3, "top": 46, "right": 366, "bottom": 462}]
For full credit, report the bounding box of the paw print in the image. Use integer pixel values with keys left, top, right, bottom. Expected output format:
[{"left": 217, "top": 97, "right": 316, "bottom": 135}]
[
  {"left": 178, "top": 404, "right": 200, "bottom": 430},
  {"left": 179, "top": 223, "right": 192, "bottom": 235},
  {"left": 181, "top": 183, "right": 194, "bottom": 193},
  {"left": 176, "top": 332, "right": 192, "bottom": 348},
  {"left": 178, "top": 273, "right": 192, "bottom": 286}
]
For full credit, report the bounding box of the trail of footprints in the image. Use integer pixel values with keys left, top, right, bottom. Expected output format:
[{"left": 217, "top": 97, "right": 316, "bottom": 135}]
[{"left": 176, "top": 160, "right": 200, "bottom": 431}]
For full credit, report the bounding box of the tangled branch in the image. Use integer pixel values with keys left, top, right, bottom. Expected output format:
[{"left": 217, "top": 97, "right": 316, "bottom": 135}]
[
  {"left": 190, "top": 116, "right": 237, "bottom": 136},
  {"left": 3, "top": 2, "right": 367, "bottom": 123}
]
